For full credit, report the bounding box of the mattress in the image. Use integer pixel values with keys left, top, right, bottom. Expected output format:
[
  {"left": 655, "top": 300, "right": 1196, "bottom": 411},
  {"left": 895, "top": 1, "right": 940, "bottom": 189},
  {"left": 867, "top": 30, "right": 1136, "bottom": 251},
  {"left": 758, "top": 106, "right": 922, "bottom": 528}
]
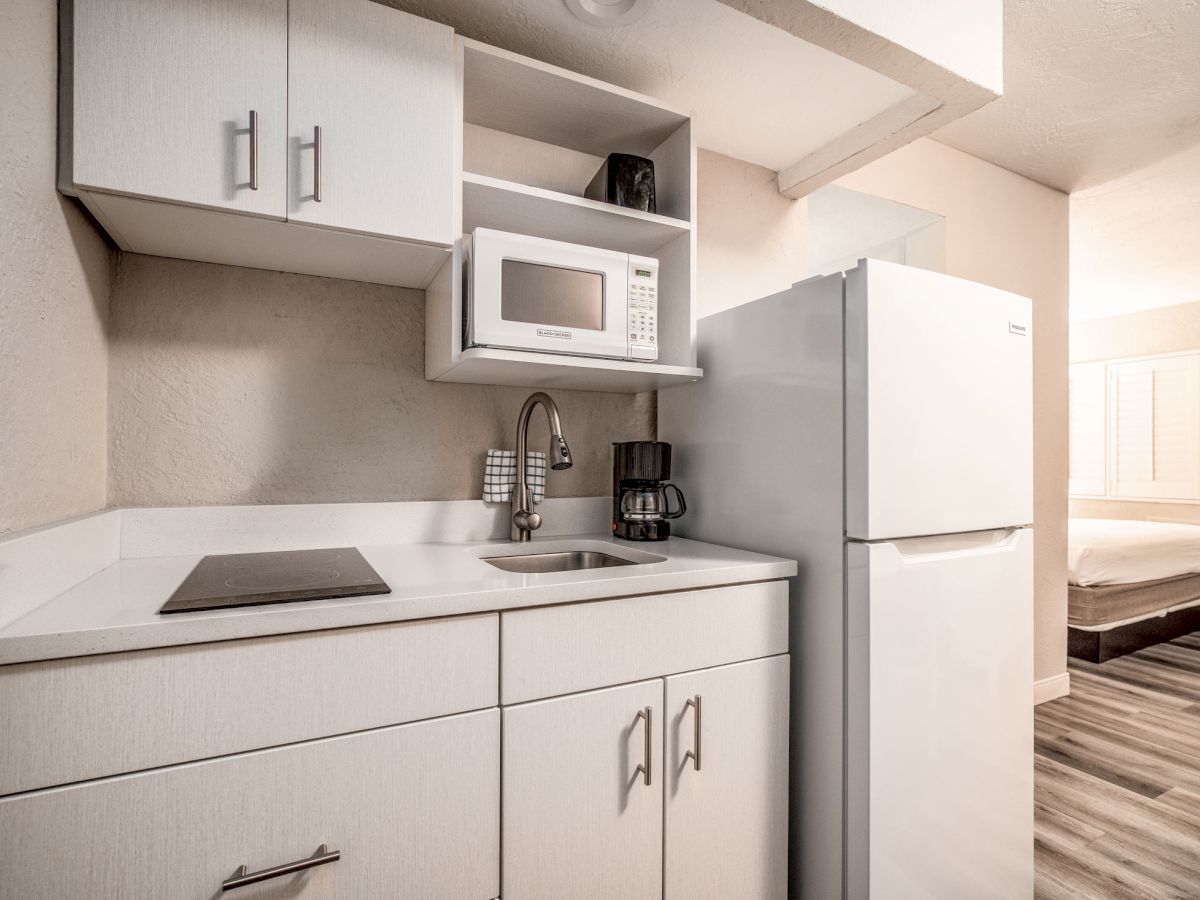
[
  {"left": 1069, "top": 573, "right": 1200, "bottom": 629},
  {"left": 1068, "top": 517, "right": 1200, "bottom": 586}
]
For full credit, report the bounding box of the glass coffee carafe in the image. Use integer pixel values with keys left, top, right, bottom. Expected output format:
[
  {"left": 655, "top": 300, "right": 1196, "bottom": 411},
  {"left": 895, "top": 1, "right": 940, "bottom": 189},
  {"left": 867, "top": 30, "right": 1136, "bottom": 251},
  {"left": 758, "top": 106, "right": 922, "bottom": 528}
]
[{"left": 618, "top": 483, "right": 686, "bottom": 523}]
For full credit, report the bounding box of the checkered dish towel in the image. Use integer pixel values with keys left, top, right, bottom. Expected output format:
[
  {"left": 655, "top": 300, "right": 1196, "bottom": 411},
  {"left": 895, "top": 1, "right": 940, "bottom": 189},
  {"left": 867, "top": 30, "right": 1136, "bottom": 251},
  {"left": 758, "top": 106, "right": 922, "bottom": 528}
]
[{"left": 483, "top": 449, "right": 547, "bottom": 504}]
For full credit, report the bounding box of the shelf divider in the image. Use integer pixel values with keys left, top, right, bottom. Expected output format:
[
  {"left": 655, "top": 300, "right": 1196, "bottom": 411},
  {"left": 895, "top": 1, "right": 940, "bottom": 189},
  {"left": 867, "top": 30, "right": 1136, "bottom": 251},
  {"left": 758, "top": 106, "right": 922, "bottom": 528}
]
[{"left": 461, "top": 172, "right": 690, "bottom": 255}]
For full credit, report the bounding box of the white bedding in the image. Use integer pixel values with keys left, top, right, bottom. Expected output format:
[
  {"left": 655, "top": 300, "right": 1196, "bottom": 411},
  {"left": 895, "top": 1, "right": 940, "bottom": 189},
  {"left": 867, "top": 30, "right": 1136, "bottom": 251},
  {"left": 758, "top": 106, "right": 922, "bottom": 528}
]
[{"left": 1068, "top": 518, "right": 1200, "bottom": 586}]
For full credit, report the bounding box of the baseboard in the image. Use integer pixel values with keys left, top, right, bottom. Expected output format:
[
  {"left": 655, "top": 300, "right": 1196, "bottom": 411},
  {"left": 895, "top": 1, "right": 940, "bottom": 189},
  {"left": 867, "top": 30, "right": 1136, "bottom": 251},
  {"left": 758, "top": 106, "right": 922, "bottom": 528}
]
[{"left": 1034, "top": 672, "right": 1071, "bottom": 705}]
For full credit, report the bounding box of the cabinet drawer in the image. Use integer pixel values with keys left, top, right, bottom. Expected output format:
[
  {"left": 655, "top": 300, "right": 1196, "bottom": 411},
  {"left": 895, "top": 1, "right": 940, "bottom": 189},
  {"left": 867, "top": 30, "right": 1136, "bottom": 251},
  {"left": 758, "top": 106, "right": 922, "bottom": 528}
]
[
  {"left": 0, "top": 613, "right": 497, "bottom": 795},
  {"left": 0, "top": 708, "right": 500, "bottom": 900},
  {"left": 500, "top": 581, "right": 788, "bottom": 704}
]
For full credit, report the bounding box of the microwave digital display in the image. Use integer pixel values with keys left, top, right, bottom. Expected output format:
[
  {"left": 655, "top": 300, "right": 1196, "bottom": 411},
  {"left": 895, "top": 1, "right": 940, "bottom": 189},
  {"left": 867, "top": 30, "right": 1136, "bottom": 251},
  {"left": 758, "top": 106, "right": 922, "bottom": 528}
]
[
  {"left": 500, "top": 259, "right": 605, "bottom": 331},
  {"left": 634, "top": 268, "right": 653, "bottom": 278}
]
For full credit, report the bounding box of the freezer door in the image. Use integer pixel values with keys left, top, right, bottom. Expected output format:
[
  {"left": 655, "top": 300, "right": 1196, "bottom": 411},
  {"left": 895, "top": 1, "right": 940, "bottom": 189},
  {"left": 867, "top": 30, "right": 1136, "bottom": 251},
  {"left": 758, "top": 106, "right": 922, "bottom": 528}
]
[
  {"left": 845, "top": 260, "right": 1033, "bottom": 540},
  {"left": 846, "top": 528, "right": 1034, "bottom": 900}
]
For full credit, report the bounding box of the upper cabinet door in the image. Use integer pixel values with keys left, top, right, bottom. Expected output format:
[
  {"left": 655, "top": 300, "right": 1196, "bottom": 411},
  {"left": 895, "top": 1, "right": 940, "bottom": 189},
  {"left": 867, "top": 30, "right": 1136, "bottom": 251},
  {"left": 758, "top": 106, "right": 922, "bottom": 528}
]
[
  {"left": 663, "top": 656, "right": 789, "bottom": 900},
  {"left": 844, "top": 260, "right": 1034, "bottom": 540},
  {"left": 67, "top": 0, "right": 287, "bottom": 218},
  {"left": 502, "top": 680, "right": 663, "bottom": 900},
  {"left": 287, "top": 0, "right": 455, "bottom": 245}
]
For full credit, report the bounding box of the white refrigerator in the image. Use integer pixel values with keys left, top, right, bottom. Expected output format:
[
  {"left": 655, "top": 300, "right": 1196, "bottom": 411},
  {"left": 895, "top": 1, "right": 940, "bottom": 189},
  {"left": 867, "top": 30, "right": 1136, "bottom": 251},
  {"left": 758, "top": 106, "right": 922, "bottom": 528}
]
[{"left": 659, "top": 259, "right": 1034, "bottom": 900}]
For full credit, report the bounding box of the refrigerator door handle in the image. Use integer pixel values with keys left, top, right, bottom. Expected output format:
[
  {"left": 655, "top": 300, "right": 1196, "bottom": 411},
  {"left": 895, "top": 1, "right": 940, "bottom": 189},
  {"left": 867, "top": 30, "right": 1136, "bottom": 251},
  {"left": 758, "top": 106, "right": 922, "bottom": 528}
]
[{"left": 879, "top": 527, "right": 1028, "bottom": 562}]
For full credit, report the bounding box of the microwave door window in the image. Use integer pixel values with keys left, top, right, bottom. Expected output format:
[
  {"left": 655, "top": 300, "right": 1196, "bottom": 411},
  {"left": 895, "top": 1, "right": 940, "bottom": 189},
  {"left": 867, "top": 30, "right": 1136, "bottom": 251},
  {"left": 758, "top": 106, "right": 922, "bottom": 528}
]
[{"left": 500, "top": 259, "right": 605, "bottom": 330}]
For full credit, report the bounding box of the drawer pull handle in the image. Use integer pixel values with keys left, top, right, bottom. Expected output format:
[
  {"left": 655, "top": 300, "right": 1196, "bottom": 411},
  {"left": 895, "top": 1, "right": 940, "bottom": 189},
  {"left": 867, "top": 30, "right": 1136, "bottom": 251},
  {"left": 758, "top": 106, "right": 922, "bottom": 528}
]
[
  {"left": 248, "top": 110, "right": 259, "bottom": 192},
  {"left": 222, "top": 843, "right": 340, "bottom": 892},
  {"left": 313, "top": 125, "right": 322, "bottom": 202},
  {"left": 634, "top": 706, "right": 652, "bottom": 786},
  {"left": 684, "top": 694, "right": 702, "bottom": 772}
]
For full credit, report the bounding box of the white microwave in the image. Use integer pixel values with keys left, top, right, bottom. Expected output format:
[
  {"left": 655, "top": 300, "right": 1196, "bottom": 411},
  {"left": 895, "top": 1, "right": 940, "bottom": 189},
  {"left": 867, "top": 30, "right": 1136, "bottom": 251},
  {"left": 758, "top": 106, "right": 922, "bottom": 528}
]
[{"left": 464, "top": 228, "right": 658, "bottom": 362}]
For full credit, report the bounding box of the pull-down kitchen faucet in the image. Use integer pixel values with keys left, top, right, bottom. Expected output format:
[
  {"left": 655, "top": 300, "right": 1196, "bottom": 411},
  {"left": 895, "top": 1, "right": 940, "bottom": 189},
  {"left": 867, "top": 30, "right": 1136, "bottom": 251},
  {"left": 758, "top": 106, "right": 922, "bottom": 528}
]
[{"left": 511, "top": 392, "right": 573, "bottom": 542}]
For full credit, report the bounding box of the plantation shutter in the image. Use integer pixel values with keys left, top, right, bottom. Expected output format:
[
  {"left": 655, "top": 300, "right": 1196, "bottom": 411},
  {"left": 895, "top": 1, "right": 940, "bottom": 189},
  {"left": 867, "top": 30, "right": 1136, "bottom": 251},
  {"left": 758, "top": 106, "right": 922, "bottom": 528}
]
[{"left": 1109, "top": 354, "right": 1200, "bottom": 500}]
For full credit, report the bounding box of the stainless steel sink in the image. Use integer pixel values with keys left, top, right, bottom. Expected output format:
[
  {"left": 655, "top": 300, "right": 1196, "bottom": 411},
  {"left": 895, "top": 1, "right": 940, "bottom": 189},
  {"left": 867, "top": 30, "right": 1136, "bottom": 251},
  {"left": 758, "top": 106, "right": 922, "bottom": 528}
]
[{"left": 483, "top": 550, "right": 639, "bottom": 574}]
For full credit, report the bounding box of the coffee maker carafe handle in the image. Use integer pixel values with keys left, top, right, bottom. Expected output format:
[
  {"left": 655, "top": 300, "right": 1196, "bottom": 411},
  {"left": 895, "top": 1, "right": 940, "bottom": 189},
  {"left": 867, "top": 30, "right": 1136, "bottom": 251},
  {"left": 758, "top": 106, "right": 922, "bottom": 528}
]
[{"left": 663, "top": 483, "right": 687, "bottom": 520}]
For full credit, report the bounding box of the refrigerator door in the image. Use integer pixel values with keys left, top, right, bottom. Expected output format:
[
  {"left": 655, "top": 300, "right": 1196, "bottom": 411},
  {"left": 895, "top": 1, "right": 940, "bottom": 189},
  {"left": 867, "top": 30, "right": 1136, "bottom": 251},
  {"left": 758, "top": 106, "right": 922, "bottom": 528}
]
[
  {"left": 845, "top": 260, "right": 1033, "bottom": 540},
  {"left": 846, "top": 527, "right": 1034, "bottom": 900}
]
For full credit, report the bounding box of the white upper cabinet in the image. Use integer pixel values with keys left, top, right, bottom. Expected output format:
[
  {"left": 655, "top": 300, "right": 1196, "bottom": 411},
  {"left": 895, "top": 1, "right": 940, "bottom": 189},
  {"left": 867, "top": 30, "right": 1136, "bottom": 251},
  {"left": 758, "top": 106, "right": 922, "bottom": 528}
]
[
  {"left": 64, "top": 0, "right": 288, "bottom": 217},
  {"left": 61, "top": 0, "right": 455, "bottom": 288},
  {"left": 287, "top": 0, "right": 455, "bottom": 244}
]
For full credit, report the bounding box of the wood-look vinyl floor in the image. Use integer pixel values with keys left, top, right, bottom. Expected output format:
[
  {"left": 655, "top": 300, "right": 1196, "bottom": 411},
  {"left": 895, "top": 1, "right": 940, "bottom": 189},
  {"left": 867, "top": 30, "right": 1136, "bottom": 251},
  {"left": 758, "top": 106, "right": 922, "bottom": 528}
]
[{"left": 1035, "top": 633, "right": 1200, "bottom": 899}]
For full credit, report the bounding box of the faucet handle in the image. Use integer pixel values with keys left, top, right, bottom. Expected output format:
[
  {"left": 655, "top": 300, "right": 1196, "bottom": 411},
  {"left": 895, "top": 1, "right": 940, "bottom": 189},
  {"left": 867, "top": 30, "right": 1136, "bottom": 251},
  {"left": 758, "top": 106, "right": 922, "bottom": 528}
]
[{"left": 513, "top": 510, "right": 542, "bottom": 532}]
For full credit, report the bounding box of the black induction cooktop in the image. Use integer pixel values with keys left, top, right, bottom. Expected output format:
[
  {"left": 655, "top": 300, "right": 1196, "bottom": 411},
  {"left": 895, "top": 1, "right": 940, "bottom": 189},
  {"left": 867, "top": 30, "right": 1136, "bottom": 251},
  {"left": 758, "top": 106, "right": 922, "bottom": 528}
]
[{"left": 158, "top": 547, "right": 390, "bottom": 614}]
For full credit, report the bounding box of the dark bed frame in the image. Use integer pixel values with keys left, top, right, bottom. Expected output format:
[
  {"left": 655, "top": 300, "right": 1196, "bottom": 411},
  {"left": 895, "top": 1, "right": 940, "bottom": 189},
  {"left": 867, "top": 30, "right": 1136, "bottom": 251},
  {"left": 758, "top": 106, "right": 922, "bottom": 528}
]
[{"left": 1068, "top": 606, "right": 1200, "bottom": 663}]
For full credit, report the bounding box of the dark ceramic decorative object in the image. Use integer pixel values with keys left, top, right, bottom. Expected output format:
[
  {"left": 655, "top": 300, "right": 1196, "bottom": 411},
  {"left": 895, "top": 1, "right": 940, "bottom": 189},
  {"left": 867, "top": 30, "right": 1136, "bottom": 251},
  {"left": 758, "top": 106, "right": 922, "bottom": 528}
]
[{"left": 585, "top": 153, "right": 656, "bottom": 214}]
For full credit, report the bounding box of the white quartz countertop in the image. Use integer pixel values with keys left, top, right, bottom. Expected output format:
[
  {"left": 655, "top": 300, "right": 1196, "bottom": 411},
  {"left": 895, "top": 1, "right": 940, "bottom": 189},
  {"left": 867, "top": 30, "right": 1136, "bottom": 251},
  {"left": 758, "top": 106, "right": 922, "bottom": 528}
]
[{"left": 0, "top": 534, "right": 796, "bottom": 665}]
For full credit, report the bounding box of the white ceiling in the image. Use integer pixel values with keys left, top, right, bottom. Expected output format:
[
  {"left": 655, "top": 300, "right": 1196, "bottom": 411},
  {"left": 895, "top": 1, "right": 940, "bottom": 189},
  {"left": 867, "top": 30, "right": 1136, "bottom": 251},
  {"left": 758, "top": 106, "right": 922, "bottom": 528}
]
[
  {"left": 1070, "top": 141, "right": 1200, "bottom": 321},
  {"left": 933, "top": 0, "right": 1200, "bottom": 321},
  {"left": 934, "top": 0, "right": 1200, "bottom": 194},
  {"left": 384, "top": 0, "right": 915, "bottom": 171}
]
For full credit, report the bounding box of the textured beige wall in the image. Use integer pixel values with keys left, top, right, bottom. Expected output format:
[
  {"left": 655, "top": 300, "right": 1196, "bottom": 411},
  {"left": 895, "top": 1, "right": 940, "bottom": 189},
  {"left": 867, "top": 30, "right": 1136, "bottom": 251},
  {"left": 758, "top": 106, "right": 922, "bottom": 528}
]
[
  {"left": 837, "top": 138, "right": 1071, "bottom": 685},
  {"left": 696, "top": 150, "right": 807, "bottom": 317},
  {"left": 1070, "top": 299, "right": 1200, "bottom": 363},
  {"left": 1, "top": 0, "right": 113, "bottom": 535},
  {"left": 108, "top": 255, "right": 654, "bottom": 507},
  {"left": 1069, "top": 299, "right": 1200, "bottom": 523}
]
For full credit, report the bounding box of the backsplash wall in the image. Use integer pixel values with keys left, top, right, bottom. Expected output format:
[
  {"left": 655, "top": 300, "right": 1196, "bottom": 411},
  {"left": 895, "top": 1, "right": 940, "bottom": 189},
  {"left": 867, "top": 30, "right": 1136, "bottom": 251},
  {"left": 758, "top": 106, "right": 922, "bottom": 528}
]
[
  {"left": 108, "top": 255, "right": 655, "bottom": 508},
  {"left": 1, "top": 0, "right": 114, "bottom": 535}
]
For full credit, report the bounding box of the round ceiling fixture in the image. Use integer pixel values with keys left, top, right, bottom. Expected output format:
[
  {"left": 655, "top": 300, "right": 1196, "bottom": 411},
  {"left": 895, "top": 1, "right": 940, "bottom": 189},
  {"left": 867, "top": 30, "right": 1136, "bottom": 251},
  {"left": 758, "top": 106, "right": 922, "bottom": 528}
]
[{"left": 563, "top": 0, "right": 653, "bottom": 27}]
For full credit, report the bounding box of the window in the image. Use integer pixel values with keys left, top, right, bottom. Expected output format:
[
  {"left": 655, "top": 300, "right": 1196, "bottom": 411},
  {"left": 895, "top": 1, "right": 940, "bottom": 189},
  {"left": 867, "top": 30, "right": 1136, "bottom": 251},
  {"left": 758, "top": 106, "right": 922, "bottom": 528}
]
[{"left": 1069, "top": 353, "right": 1200, "bottom": 501}]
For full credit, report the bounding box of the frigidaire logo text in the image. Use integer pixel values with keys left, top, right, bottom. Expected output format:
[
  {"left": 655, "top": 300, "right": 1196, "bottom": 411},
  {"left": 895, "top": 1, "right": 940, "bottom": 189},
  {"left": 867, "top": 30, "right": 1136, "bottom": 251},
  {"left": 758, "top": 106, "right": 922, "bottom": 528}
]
[{"left": 537, "top": 329, "right": 572, "bottom": 340}]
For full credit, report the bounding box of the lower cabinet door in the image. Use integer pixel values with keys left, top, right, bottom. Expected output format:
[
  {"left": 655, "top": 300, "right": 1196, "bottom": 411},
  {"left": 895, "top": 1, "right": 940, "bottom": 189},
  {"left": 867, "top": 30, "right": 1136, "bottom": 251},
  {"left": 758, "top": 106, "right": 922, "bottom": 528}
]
[
  {"left": 664, "top": 655, "right": 790, "bottom": 900},
  {"left": 502, "top": 680, "right": 664, "bottom": 900},
  {"left": 0, "top": 709, "right": 499, "bottom": 899}
]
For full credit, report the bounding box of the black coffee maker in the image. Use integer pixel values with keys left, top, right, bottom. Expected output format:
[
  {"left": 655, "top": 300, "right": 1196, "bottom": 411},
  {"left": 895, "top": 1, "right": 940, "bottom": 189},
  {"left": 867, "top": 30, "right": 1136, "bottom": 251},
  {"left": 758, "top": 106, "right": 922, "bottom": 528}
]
[{"left": 612, "top": 441, "right": 687, "bottom": 541}]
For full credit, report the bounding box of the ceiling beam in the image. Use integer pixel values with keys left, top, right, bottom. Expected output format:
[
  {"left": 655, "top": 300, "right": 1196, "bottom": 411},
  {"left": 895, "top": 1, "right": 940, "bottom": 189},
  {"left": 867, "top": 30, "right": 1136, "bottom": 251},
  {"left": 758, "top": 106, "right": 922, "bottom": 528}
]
[{"left": 716, "top": 0, "right": 1000, "bottom": 197}]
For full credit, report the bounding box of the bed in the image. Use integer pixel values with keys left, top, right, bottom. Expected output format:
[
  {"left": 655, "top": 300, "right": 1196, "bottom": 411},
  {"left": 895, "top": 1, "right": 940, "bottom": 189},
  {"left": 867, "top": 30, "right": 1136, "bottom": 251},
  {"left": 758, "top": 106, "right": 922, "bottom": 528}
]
[{"left": 1068, "top": 518, "right": 1200, "bottom": 662}]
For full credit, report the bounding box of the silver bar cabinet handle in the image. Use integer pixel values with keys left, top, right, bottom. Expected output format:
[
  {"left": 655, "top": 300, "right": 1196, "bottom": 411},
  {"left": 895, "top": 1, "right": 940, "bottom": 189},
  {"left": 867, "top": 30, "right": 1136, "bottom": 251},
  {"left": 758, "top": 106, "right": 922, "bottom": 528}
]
[
  {"left": 684, "top": 695, "right": 702, "bottom": 771},
  {"left": 313, "top": 125, "right": 322, "bottom": 202},
  {"left": 634, "top": 706, "right": 652, "bottom": 786},
  {"left": 222, "top": 844, "right": 339, "bottom": 892},
  {"left": 248, "top": 110, "right": 259, "bottom": 191}
]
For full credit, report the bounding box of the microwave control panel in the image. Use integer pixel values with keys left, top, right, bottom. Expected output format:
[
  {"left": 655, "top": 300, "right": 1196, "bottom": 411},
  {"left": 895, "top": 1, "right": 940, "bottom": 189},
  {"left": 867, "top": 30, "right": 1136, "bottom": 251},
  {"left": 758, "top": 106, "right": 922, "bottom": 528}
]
[{"left": 628, "top": 257, "right": 659, "bottom": 361}]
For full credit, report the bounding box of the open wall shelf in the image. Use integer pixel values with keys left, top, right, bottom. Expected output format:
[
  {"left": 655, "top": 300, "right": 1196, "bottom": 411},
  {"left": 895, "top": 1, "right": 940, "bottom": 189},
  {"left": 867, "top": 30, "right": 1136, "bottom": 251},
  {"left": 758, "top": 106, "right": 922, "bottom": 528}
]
[
  {"left": 426, "top": 38, "right": 700, "bottom": 394},
  {"left": 440, "top": 348, "right": 702, "bottom": 393},
  {"left": 461, "top": 173, "right": 690, "bottom": 257},
  {"left": 460, "top": 41, "right": 689, "bottom": 165}
]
